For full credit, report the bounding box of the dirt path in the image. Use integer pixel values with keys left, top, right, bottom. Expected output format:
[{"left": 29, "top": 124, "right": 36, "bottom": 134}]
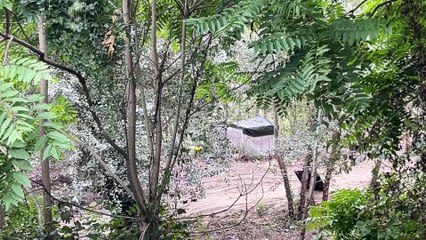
[{"left": 181, "top": 159, "right": 385, "bottom": 215}]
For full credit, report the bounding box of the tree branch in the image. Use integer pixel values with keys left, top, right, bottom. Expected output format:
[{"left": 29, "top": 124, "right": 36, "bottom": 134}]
[
  {"left": 4, "top": 8, "right": 10, "bottom": 35},
  {"left": 0, "top": 32, "right": 129, "bottom": 161},
  {"left": 346, "top": 0, "right": 369, "bottom": 16},
  {"left": 73, "top": 139, "right": 135, "bottom": 199},
  {"left": 369, "top": 0, "right": 397, "bottom": 17}
]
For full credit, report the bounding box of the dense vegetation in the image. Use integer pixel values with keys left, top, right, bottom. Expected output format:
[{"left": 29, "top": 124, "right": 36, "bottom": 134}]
[{"left": 0, "top": 0, "right": 424, "bottom": 239}]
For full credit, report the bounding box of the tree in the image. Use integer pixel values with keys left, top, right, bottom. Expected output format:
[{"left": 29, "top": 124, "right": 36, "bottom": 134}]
[
  {"left": 37, "top": 13, "right": 53, "bottom": 235},
  {"left": 2, "top": 0, "right": 234, "bottom": 238}
]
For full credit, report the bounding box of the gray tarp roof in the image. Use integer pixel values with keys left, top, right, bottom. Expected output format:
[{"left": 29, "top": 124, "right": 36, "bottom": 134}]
[{"left": 229, "top": 116, "right": 275, "bottom": 137}]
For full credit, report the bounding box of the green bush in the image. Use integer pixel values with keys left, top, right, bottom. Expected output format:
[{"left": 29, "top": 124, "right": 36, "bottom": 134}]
[{"left": 308, "top": 173, "right": 426, "bottom": 240}]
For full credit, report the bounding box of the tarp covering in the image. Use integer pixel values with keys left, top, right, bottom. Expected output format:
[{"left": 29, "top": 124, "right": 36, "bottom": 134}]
[
  {"left": 229, "top": 116, "right": 275, "bottom": 137},
  {"left": 226, "top": 116, "right": 275, "bottom": 156}
]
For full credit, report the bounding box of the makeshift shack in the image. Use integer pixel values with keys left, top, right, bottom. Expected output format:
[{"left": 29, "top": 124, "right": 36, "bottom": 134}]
[{"left": 226, "top": 116, "right": 275, "bottom": 156}]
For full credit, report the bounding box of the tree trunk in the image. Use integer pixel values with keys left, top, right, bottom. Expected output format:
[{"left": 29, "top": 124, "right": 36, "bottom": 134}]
[
  {"left": 272, "top": 104, "right": 295, "bottom": 218},
  {"left": 322, "top": 164, "right": 333, "bottom": 201},
  {"left": 0, "top": 204, "right": 5, "bottom": 229},
  {"left": 38, "top": 14, "right": 53, "bottom": 237},
  {"left": 322, "top": 134, "right": 341, "bottom": 201},
  {"left": 165, "top": 1, "right": 187, "bottom": 180},
  {"left": 122, "top": 0, "right": 147, "bottom": 219},
  {"left": 298, "top": 153, "right": 312, "bottom": 220},
  {"left": 150, "top": 0, "right": 162, "bottom": 204},
  {"left": 276, "top": 155, "right": 295, "bottom": 218},
  {"left": 370, "top": 158, "right": 382, "bottom": 188},
  {"left": 299, "top": 109, "right": 322, "bottom": 240}
]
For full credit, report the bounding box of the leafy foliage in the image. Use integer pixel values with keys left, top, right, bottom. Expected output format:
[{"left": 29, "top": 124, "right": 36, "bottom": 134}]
[
  {"left": 307, "top": 189, "right": 367, "bottom": 239},
  {"left": 0, "top": 58, "right": 71, "bottom": 210}
]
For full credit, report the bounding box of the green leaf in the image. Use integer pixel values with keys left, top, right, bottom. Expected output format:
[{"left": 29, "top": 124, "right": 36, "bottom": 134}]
[
  {"left": 6, "top": 130, "right": 21, "bottom": 146},
  {"left": 9, "top": 149, "right": 30, "bottom": 160},
  {"left": 12, "top": 172, "right": 31, "bottom": 188},
  {"left": 43, "top": 121, "right": 63, "bottom": 130},
  {"left": 12, "top": 160, "right": 33, "bottom": 171},
  {"left": 47, "top": 130, "right": 68, "bottom": 142},
  {"left": 27, "top": 94, "right": 46, "bottom": 102},
  {"left": 35, "top": 135, "right": 48, "bottom": 152},
  {"left": 38, "top": 112, "right": 56, "bottom": 120},
  {"left": 43, "top": 144, "right": 52, "bottom": 160},
  {"left": 0, "top": 0, "right": 13, "bottom": 10},
  {"left": 0, "top": 83, "right": 13, "bottom": 91},
  {"left": 0, "top": 117, "right": 12, "bottom": 137},
  {"left": 11, "top": 184, "right": 25, "bottom": 198},
  {"left": 50, "top": 146, "right": 60, "bottom": 160}
]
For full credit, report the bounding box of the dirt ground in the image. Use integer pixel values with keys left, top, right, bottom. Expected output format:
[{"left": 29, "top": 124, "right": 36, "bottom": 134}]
[
  {"left": 180, "top": 158, "right": 385, "bottom": 216},
  {"left": 176, "top": 158, "right": 389, "bottom": 240}
]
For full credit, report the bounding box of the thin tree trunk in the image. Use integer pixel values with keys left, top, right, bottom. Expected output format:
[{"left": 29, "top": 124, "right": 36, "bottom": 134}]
[
  {"left": 276, "top": 155, "right": 295, "bottom": 218},
  {"left": 122, "top": 0, "right": 147, "bottom": 217},
  {"left": 370, "top": 158, "right": 382, "bottom": 188},
  {"left": 38, "top": 15, "right": 53, "bottom": 237},
  {"left": 0, "top": 204, "right": 5, "bottom": 229},
  {"left": 132, "top": 10, "right": 155, "bottom": 165},
  {"left": 322, "top": 132, "right": 341, "bottom": 201},
  {"left": 272, "top": 104, "right": 295, "bottom": 218},
  {"left": 150, "top": 0, "right": 162, "bottom": 204},
  {"left": 298, "top": 153, "right": 312, "bottom": 220},
  {"left": 322, "top": 164, "right": 333, "bottom": 201},
  {"left": 299, "top": 109, "right": 323, "bottom": 240},
  {"left": 166, "top": 2, "right": 187, "bottom": 178}
]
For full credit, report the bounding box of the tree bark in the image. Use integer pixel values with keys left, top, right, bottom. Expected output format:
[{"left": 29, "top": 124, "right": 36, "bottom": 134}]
[
  {"left": 272, "top": 104, "right": 295, "bottom": 218},
  {"left": 322, "top": 132, "right": 341, "bottom": 201},
  {"left": 322, "top": 164, "right": 333, "bottom": 202},
  {"left": 299, "top": 110, "right": 323, "bottom": 240},
  {"left": 276, "top": 155, "right": 295, "bottom": 218},
  {"left": 165, "top": 1, "right": 187, "bottom": 180},
  {"left": 0, "top": 204, "right": 5, "bottom": 229},
  {"left": 38, "top": 14, "right": 53, "bottom": 237},
  {"left": 122, "top": 0, "right": 147, "bottom": 217},
  {"left": 150, "top": 0, "right": 162, "bottom": 204},
  {"left": 298, "top": 153, "right": 312, "bottom": 220},
  {"left": 370, "top": 158, "right": 382, "bottom": 188}
]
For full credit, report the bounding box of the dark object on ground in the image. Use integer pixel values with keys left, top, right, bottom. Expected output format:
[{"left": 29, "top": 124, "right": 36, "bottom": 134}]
[
  {"left": 177, "top": 208, "right": 186, "bottom": 214},
  {"left": 294, "top": 170, "right": 324, "bottom": 191}
]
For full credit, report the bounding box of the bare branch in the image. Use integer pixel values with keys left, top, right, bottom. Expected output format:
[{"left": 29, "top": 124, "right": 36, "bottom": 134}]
[
  {"left": 346, "top": 0, "right": 369, "bottom": 16},
  {"left": 73, "top": 139, "right": 134, "bottom": 198},
  {"left": 10, "top": 10, "right": 33, "bottom": 44},
  {"left": 2, "top": 36, "right": 13, "bottom": 64},
  {"left": 4, "top": 8, "right": 10, "bottom": 35},
  {"left": 178, "top": 158, "right": 271, "bottom": 220},
  {"left": 176, "top": 160, "right": 268, "bottom": 235}
]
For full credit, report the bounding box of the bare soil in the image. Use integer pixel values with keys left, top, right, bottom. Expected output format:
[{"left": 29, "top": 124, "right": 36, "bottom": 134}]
[
  {"left": 181, "top": 159, "right": 383, "bottom": 216},
  {"left": 178, "top": 158, "right": 389, "bottom": 240}
]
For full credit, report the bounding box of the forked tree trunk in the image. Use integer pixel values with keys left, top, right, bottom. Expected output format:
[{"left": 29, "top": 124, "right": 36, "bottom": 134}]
[
  {"left": 38, "top": 14, "right": 53, "bottom": 237},
  {"left": 299, "top": 109, "right": 322, "bottom": 240}
]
